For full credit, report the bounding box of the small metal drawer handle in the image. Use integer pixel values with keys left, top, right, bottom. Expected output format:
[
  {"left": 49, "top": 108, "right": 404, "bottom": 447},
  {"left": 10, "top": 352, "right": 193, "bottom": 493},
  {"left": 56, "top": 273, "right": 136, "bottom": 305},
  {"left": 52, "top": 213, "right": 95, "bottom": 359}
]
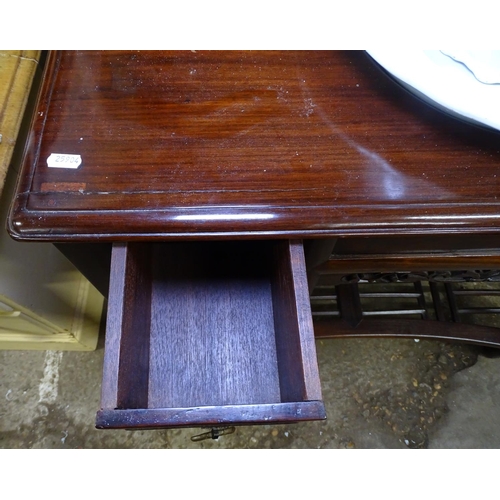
[{"left": 191, "top": 426, "right": 236, "bottom": 442}]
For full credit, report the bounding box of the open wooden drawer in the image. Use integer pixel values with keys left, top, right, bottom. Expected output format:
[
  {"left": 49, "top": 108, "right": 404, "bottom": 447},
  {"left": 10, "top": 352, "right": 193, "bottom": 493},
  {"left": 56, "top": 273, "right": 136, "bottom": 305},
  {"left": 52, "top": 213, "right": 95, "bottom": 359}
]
[{"left": 96, "top": 239, "right": 325, "bottom": 430}]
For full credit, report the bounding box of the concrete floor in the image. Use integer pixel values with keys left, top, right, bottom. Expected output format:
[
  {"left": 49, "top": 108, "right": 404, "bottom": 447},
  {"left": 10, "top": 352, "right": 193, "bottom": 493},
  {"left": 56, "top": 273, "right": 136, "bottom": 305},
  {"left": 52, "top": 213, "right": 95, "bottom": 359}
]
[{"left": 1, "top": 327, "right": 499, "bottom": 449}]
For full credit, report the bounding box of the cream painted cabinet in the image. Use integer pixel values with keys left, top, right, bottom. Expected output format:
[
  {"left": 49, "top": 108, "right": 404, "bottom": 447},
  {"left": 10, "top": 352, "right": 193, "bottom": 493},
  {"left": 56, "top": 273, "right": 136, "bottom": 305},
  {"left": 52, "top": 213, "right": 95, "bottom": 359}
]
[
  {"left": 0, "top": 50, "right": 103, "bottom": 350},
  {"left": 0, "top": 160, "right": 103, "bottom": 351}
]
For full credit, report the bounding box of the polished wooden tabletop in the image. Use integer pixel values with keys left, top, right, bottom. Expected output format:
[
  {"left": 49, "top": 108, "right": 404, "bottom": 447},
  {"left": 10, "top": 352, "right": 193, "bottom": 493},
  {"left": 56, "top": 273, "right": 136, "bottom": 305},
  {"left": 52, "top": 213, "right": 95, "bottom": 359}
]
[{"left": 8, "top": 50, "right": 500, "bottom": 241}]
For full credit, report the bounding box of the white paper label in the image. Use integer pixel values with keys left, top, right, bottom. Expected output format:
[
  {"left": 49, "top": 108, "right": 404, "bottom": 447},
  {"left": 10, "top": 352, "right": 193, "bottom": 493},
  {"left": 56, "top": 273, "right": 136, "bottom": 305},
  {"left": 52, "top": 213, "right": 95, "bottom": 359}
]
[{"left": 47, "top": 153, "right": 82, "bottom": 169}]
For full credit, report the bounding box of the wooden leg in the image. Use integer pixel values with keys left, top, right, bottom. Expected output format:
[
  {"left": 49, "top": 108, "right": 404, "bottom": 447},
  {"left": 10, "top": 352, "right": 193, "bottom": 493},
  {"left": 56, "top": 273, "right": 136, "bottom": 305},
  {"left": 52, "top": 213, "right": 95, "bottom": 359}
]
[
  {"left": 304, "top": 238, "right": 337, "bottom": 292},
  {"left": 336, "top": 283, "right": 363, "bottom": 328},
  {"left": 429, "top": 281, "right": 447, "bottom": 321}
]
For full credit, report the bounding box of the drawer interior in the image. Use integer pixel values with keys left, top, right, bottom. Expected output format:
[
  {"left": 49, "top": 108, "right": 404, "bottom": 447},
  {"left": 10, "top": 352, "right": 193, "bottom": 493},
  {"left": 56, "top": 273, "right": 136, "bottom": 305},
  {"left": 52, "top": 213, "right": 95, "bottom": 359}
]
[{"left": 96, "top": 240, "right": 325, "bottom": 429}]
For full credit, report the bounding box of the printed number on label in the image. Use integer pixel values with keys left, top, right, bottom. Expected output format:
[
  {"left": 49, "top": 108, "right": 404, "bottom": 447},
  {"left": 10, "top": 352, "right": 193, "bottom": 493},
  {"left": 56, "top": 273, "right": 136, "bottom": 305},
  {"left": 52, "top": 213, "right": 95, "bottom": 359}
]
[{"left": 47, "top": 153, "right": 82, "bottom": 169}]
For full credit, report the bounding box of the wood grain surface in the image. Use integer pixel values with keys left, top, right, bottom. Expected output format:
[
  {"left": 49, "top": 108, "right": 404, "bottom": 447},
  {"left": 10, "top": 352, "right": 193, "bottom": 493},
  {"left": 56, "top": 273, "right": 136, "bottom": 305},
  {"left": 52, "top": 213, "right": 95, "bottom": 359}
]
[
  {"left": 9, "top": 50, "right": 500, "bottom": 241},
  {"left": 98, "top": 239, "right": 325, "bottom": 428},
  {"left": 313, "top": 318, "right": 500, "bottom": 348},
  {"left": 96, "top": 401, "right": 326, "bottom": 429},
  {"left": 147, "top": 241, "right": 281, "bottom": 408}
]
